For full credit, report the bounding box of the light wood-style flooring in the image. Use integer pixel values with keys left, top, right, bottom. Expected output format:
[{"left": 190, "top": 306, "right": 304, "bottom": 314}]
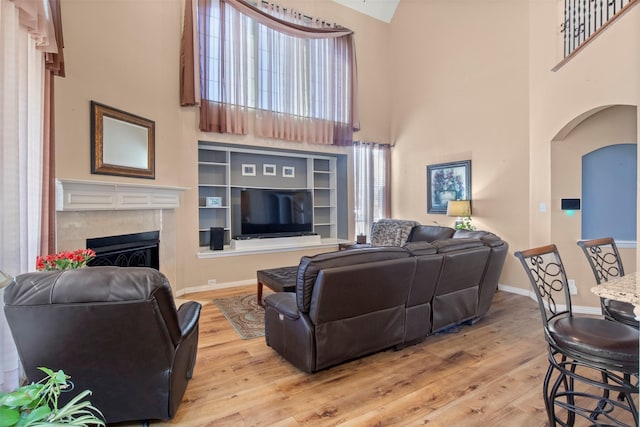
[{"left": 129, "top": 285, "right": 634, "bottom": 427}]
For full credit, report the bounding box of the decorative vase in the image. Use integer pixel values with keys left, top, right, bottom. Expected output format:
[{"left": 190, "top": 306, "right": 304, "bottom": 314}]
[{"left": 440, "top": 191, "right": 456, "bottom": 203}]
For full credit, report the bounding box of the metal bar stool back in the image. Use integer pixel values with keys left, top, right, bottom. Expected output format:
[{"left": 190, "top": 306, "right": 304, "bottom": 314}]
[
  {"left": 515, "top": 244, "right": 639, "bottom": 427},
  {"left": 577, "top": 237, "right": 638, "bottom": 328}
]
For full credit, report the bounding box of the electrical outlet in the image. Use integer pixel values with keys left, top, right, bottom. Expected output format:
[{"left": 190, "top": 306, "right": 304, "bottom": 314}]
[
  {"left": 568, "top": 279, "right": 577, "bottom": 295},
  {"left": 208, "top": 279, "right": 217, "bottom": 286}
]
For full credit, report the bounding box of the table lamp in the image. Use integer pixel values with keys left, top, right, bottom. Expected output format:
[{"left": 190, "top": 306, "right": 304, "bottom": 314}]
[
  {"left": 446, "top": 200, "right": 472, "bottom": 229},
  {"left": 0, "top": 270, "right": 12, "bottom": 288}
]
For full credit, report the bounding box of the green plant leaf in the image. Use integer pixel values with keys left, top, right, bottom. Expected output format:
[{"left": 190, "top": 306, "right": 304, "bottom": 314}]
[
  {"left": 0, "top": 407, "right": 20, "bottom": 427},
  {"left": 19, "top": 405, "right": 51, "bottom": 425},
  {"left": 51, "top": 371, "right": 66, "bottom": 385},
  {"left": 0, "top": 390, "right": 37, "bottom": 408},
  {"left": 35, "top": 368, "right": 54, "bottom": 379}
]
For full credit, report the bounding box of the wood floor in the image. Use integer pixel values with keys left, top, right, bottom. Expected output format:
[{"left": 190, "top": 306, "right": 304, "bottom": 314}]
[{"left": 134, "top": 286, "right": 631, "bottom": 427}]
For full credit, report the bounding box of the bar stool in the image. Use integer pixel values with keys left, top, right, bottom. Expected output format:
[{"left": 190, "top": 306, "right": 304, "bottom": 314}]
[
  {"left": 515, "top": 244, "right": 638, "bottom": 427},
  {"left": 577, "top": 237, "right": 638, "bottom": 328}
]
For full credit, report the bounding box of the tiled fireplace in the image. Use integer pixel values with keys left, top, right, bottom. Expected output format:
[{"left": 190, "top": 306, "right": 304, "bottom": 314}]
[
  {"left": 87, "top": 230, "right": 160, "bottom": 269},
  {"left": 55, "top": 179, "right": 186, "bottom": 289}
]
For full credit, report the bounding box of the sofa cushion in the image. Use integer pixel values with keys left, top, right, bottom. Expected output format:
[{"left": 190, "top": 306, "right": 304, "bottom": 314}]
[
  {"left": 453, "top": 229, "right": 504, "bottom": 247},
  {"left": 431, "top": 238, "right": 484, "bottom": 253},
  {"left": 403, "top": 241, "right": 437, "bottom": 256},
  {"left": 296, "top": 247, "right": 410, "bottom": 313},
  {"left": 452, "top": 229, "right": 488, "bottom": 240},
  {"left": 408, "top": 225, "right": 455, "bottom": 243}
]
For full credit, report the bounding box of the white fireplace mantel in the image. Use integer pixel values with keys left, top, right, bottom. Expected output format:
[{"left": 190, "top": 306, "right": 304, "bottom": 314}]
[{"left": 56, "top": 179, "right": 188, "bottom": 211}]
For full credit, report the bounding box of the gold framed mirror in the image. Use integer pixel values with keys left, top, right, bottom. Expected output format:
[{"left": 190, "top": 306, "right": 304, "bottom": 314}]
[{"left": 90, "top": 101, "right": 155, "bottom": 179}]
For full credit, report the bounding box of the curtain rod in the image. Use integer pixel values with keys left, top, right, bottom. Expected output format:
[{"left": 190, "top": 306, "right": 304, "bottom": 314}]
[{"left": 258, "top": 0, "right": 333, "bottom": 27}]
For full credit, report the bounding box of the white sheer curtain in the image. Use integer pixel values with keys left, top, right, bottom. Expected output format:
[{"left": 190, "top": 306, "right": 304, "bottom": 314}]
[
  {"left": 353, "top": 142, "right": 391, "bottom": 238},
  {"left": 0, "top": 0, "right": 50, "bottom": 391}
]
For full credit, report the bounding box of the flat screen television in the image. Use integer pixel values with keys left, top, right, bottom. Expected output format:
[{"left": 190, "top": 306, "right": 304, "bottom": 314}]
[{"left": 240, "top": 189, "right": 314, "bottom": 238}]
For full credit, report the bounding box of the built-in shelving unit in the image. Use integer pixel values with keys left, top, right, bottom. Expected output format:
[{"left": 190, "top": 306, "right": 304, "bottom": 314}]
[
  {"left": 198, "top": 143, "right": 343, "bottom": 250},
  {"left": 311, "top": 158, "right": 337, "bottom": 241},
  {"left": 198, "top": 148, "right": 231, "bottom": 245}
]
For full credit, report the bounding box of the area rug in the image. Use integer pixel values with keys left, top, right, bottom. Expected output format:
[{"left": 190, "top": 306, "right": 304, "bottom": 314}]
[{"left": 213, "top": 294, "right": 265, "bottom": 339}]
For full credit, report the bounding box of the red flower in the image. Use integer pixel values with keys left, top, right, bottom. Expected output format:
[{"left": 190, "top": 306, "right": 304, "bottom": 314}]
[{"left": 35, "top": 248, "right": 96, "bottom": 271}]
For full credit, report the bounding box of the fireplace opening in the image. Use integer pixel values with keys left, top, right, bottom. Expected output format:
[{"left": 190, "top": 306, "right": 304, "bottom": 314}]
[{"left": 87, "top": 230, "right": 159, "bottom": 269}]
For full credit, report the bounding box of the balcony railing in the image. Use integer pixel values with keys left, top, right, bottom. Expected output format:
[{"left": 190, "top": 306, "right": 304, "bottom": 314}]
[{"left": 561, "top": 0, "right": 637, "bottom": 57}]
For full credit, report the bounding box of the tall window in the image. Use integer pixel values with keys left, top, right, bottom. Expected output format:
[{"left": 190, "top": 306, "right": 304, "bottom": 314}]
[
  {"left": 353, "top": 142, "right": 391, "bottom": 237},
  {"left": 182, "top": 0, "right": 359, "bottom": 145}
]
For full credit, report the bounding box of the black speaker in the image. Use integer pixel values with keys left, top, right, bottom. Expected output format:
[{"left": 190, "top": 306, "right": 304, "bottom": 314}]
[{"left": 210, "top": 227, "right": 224, "bottom": 250}]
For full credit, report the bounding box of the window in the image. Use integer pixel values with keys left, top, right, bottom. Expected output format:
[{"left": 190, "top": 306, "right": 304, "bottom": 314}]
[
  {"left": 187, "top": 0, "right": 358, "bottom": 145},
  {"left": 353, "top": 142, "right": 391, "bottom": 238}
]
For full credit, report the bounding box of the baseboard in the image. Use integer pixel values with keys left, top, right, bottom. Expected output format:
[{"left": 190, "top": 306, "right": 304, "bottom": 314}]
[
  {"left": 498, "top": 283, "right": 532, "bottom": 298},
  {"left": 176, "top": 278, "right": 255, "bottom": 297},
  {"left": 498, "top": 283, "right": 601, "bottom": 315}
]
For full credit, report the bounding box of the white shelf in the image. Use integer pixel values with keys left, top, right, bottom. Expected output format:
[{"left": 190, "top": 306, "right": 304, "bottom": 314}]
[{"left": 198, "top": 161, "right": 228, "bottom": 166}]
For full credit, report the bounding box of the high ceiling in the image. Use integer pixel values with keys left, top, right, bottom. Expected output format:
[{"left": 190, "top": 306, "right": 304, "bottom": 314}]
[{"left": 331, "top": 0, "right": 400, "bottom": 23}]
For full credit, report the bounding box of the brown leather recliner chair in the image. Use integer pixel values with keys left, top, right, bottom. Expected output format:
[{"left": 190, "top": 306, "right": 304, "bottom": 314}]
[{"left": 3, "top": 266, "right": 201, "bottom": 424}]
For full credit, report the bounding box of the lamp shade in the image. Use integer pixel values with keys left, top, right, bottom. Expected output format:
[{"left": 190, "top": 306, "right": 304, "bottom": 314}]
[
  {"left": 0, "top": 271, "right": 12, "bottom": 288},
  {"left": 447, "top": 200, "right": 471, "bottom": 217}
]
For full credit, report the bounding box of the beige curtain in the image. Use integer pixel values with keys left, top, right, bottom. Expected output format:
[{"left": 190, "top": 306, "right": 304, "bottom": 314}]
[
  {"left": 180, "top": 0, "right": 199, "bottom": 106},
  {"left": 180, "top": 0, "right": 359, "bottom": 145},
  {"left": 353, "top": 142, "right": 391, "bottom": 237}
]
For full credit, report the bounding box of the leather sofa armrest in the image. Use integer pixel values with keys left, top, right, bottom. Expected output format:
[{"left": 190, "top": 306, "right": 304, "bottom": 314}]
[
  {"left": 177, "top": 301, "right": 202, "bottom": 337},
  {"left": 264, "top": 293, "right": 300, "bottom": 320}
]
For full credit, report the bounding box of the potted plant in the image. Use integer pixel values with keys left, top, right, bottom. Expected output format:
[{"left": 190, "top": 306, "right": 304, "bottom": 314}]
[
  {"left": 455, "top": 216, "right": 476, "bottom": 231},
  {"left": 0, "top": 367, "right": 104, "bottom": 426}
]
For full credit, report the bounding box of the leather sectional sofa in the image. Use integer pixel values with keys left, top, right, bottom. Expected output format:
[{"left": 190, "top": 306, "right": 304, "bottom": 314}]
[{"left": 263, "top": 225, "right": 508, "bottom": 373}]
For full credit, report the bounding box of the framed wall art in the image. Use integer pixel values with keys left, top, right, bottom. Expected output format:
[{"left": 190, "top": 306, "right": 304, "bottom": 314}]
[
  {"left": 426, "top": 160, "right": 471, "bottom": 213},
  {"left": 241, "top": 164, "right": 256, "bottom": 176},
  {"left": 283, "top": 166, "right": 295, "bottom": 178},
  {"left": 263, "top": 164, "right": 276, "bottom": 176}
]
